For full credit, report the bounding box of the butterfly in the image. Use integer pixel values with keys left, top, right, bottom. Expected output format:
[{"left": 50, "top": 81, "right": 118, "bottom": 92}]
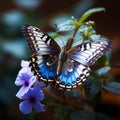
[{"left": 22, "top": 25, "right": 112, "bottom": 89}]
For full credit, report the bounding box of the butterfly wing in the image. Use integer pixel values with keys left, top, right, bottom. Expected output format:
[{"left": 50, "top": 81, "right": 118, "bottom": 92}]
[
  {"left": 56, "top": 59, "right": 90, "bottom": 89},
  {"left": 22, "top": 25, "right": 61, "bottom": 55},
  {"left": 29, "top": 54, "right": 58, "bottom": 82},
  {"left": 68, "top": 40, "right": 112, "bottom": 66},
  {"left": 22, "top": 25, "right": 61, "bottom": 82},
  {"left": 56, "top": 40, "right": 112, "bottom": 89}
]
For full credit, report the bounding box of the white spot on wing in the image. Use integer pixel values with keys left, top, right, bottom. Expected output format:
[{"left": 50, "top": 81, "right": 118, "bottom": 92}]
[
  {"left": 42, "top": 35, "right": 48, "bottom": 41},
  {"left": 47, "top": 39, "right": 51, "bottom": 45}
]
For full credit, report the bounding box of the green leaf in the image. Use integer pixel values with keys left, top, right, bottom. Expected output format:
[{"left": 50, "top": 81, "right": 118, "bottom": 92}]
[
  {"left": 66, "top": 89, "right": 82, "bottom": 99},
  {"left": 48, "top": 32, "right": 60, "bottom": 39},
  {"left": 79, "top": 7, "right": 105, "bottom": 25},
  {"left": 71, "top": 110, "right": 95, "bottom": 120},
  {"left": 54, "top": 35, "right": 69, "bottom": 48},
  {"left": 84, "top": 79, "right": 101, "bottom": 99},
  {"left": 103, "top": 82, "right": 120, "bottom": 95},
  {"left": 78, "top": 23, "right": 96, "bottom": 40},
  {"left": 97, "top": 52, "right": 112, "bottom": 65},
  {"left": 90, "top": 34, "right": 101, "bottom": 40},
  {"left": 96, "top": 66, "right": 111, "bottom": 75},
  {"left": 57, "top": 19, "right": 75, "bottom": 32},
  {"left": 74, "top": 22, "right": 96, "bottom": 42}
]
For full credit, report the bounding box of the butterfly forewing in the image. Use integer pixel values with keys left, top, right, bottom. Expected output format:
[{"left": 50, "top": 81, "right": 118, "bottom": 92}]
[
  {"left": 22, "top": 25, "right": 61, "bottom": 55},
  {"left": 68, "top": 40, "right": 112, "bottom": 66}
]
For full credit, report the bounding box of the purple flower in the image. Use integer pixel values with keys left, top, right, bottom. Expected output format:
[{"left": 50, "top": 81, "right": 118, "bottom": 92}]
[
  {"left": 19, "top": 83, "right": 45, "bottom": 114},
  {"left": 21, "top": 60, "right": 29, "bottom": 68},
  {"left": 15, "top": 60, "right": 37, "bottom": 98}
]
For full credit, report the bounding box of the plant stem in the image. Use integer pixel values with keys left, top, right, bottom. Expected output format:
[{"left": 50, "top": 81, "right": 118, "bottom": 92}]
[
  {"left": 42, "top": 88, "right": 93, "bottom": 110},
  {"left": 66, "top": 27, "right": 79, "bottom": 50}
]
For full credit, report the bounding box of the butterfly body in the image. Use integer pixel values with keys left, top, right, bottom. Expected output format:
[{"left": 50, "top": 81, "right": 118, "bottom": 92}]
[
  {"left": 22, "top": 25, "right": 112, "bottom": 89},
  {"left": 57, "top": 47, "right": 67, "bottom": 75}
]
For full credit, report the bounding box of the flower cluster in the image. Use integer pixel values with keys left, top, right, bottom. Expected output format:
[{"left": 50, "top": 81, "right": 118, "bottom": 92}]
[{"left": 15, "top": 60, "right": 45, "bottom": 114}]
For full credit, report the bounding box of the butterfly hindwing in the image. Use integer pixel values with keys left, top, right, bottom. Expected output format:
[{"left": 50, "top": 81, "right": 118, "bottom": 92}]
[
  {"left": 29, "top": 55, "right": 58, "bottom": 82},
  {"left": 55, "top": 59, "right": 91, "bottom": 89},
  {"left": 68, "top": 40, "right": 112, "bottom": 66}
]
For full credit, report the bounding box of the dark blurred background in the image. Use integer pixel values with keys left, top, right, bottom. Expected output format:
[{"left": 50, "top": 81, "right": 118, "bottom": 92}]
[{"left": 0, "top": 0, "right": 120, "bottom": 120}]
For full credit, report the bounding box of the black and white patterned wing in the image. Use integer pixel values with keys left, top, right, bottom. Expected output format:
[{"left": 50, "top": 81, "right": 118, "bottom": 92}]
[
  {"left": 22, "top": 25, "right": 61, "bottom": 55},
  {"left": 68, "top": 40, "right": 112, "bottom": 66},
  {"left": 56, "top": 40, "right": 112, "bottom": 89},
  {"left": 21, "top": 25, "right": 61, "bottom": 82}
]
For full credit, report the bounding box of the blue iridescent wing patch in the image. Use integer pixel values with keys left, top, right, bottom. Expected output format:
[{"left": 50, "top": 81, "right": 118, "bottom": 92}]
[
  {"left": 29, "top": 55, "right": 58, "bottom": 82},
  {"left": 22, "top": 25, "right": 61, "bottom": 82},
  {"left": 56, "top": 59, "right": 91, "bottom": 89}
]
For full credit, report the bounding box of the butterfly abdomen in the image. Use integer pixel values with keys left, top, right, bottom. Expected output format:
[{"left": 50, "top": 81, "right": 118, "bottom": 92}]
[{"left": 57, "top": 47, "right": 68, "bottom": 75}]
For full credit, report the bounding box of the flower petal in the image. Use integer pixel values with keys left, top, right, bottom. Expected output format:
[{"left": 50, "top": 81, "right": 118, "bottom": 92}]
[
  {"left": 34, "top": 101, "right": 45, "bottom": 112},
  {"left": 15, "top": 67, "right": 34, "bottom": 86},
  {"left": 16, "top": 86, "right": 29, "bottom": 99},
  {"left": 15, "top": 75, "right": 24, "bottom": 86},
  {"left": 19, "top": 100, "right": 32, "bottom": 114},
  {"left": 32, "top": 82, "right": 44, "bottom": 100},
  {"left": 21, "top": 60, "right": 29, "bottom": 68},
  {"left": 16, "top": 76, "right": 37, "bottom": 99},
  {"left": 19, "top": 67, "right": 33, "bottom": 76},
  {"left": 29, "top": 76, "right": 37, "bottom": 88}
]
